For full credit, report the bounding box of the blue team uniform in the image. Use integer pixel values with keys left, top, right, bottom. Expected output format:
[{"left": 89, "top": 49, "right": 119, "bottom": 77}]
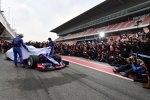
[
  {"left": 12, "top": 38, "right": 28, "bottom": 65},
  {"left": 49, "top": 41, "right": 55, "bottom": 56}
]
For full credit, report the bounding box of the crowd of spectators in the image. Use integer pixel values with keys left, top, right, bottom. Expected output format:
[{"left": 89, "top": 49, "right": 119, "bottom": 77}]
[
  {"left": 56, "top": 33, "right": 145, "bottom": 63},
  {"left": 25, "top": 41, "right": 49, "bottom": 48},
  {"left": 56, "top": 26, "right": 150, "bottom": 88},
  {"left": 0, "top": 40, "right": 50, "bottom": 54},
  {"left": 0, "top": 40, "right": 12, "bottom": 53}
]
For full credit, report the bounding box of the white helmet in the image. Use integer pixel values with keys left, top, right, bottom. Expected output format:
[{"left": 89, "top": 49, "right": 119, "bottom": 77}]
[{"left": 17, "top": 33, "right": 24, "bottom": 37}]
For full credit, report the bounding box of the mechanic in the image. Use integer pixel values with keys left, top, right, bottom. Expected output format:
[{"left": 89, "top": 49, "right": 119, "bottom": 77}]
[
  {"left": 48, "top": 38, "right": 55, "bottom": 56},
  {"left": 12, "top": 33, "right": 29, "bottom": 67}
]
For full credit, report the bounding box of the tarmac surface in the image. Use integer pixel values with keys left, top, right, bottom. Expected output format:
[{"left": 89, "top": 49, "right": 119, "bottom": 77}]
[{"left": 0, "top": 53, "right": 150, "bottom": 100}]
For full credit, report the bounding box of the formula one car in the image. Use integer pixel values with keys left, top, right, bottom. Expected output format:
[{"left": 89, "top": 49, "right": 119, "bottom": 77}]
[
  {"left": 27, "top": 54, "right": 69, "bottom": 71},
  {"left": 5, "top": 45, "right": 69, "bottom": 71}
]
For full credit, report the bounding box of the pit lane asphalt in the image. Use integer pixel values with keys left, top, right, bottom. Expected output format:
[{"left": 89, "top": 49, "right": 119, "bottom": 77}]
[{"left": 0, "top": 53, "right": 150, "bottom": 100}]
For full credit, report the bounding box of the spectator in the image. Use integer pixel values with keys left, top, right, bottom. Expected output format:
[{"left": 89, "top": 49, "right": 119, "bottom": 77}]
[
  {"left": 0, "top": 40, "right": 12, "bottom": 53},
  {"left": 141, "top": 25, "right": 150, "bottom": 89}
]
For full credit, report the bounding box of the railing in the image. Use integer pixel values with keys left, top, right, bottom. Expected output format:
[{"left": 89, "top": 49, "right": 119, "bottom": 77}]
[{"left": 57, "top": 15, "right": 150, "bottom": 41}]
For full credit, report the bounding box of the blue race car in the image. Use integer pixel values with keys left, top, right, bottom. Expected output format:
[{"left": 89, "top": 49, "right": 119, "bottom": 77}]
[{"left": 27, "top": 54, "right": 69, "bottom": 71}]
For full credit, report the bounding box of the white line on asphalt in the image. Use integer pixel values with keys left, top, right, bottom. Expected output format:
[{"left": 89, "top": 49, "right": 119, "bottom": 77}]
[
  {"left": 65, "top": 57, "right": 112, "bottom": 68},
  {"left": 63, "top": 58, "right": 133, "bottom": 81}
]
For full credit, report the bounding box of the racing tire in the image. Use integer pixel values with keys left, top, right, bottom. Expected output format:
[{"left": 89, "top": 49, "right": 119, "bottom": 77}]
[{"left": 28, "top": 55, "right": 39, "bottom": 68}]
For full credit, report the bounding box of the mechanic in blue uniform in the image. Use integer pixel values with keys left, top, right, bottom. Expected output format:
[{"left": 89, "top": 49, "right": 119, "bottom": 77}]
[
  {"left": 48, "top": 38, "right": 55, "bottom": 56},
  {"left": 12, "top": 33, "right": 29, "bottom": 67}
]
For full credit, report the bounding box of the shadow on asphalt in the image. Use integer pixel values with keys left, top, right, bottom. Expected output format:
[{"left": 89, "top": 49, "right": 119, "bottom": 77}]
[{"left": 7, "top": 69, "right": 87, "bottom": 91}]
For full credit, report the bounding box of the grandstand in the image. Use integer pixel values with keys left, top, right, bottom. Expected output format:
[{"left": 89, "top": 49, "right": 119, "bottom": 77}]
[
  {"left": 0, "top": 11, "right": 15, "bottom": 40},
  {"left": 51, "top": 0, "right": 150, "bottom": 44}
]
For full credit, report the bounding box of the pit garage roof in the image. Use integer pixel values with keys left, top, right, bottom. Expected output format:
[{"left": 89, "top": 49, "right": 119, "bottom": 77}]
[{"left": 51, "top": 0, "right": 150, "bottom": 35}]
